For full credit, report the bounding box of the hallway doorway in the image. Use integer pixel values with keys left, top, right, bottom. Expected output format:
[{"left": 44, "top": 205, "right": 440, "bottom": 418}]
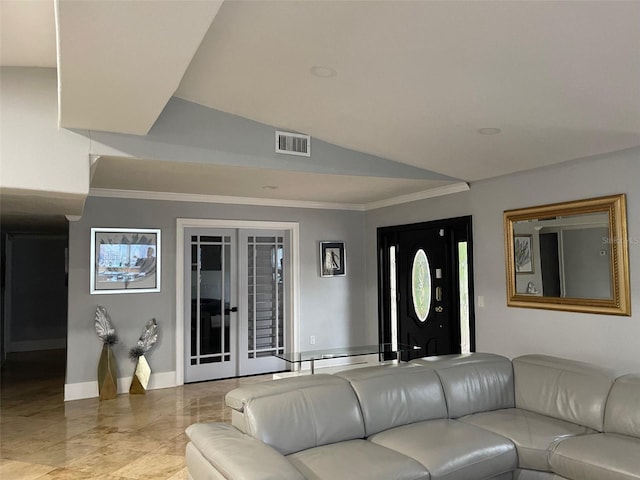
[{"left": 1, "top": 231, "right": 68, "bottom": 377}]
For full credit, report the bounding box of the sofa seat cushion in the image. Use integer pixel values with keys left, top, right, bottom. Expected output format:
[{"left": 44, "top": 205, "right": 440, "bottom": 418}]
[
  {"left": 512, "top": 470, "right": 567, "bottom": 479},
  {"left": 548, "top": 433, "right": 640, "bottom": 480},
  {"left": 368, "top": 419, "right": 517, "bottom": 480},
  {"left": 460, "top": 408, "right": 595, "bottom": 471},
  {"left": 287, "top": 439, "right": 430, "bottom": 480}
]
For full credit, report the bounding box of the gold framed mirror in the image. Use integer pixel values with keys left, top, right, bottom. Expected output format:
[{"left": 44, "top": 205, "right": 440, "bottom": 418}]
[{"left": 504, "top": 194, "right": 630, "bottom": 316}]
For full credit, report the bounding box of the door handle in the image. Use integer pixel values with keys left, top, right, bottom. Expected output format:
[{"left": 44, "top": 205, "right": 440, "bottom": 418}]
[
  {"left": 436, "top": 287, "right": 442, "bottom": 302},
  {"left": 224, "top": 306, "right": 238, "bottom": 314}
]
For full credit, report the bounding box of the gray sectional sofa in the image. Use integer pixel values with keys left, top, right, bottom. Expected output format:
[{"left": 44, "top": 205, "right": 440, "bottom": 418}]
[{"left": 185, "top": 353, "right": 640, "bottom": 480}]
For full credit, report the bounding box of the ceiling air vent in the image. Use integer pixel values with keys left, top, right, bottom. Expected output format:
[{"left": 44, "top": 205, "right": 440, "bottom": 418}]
[{"left": 275, "top": 131, "right": 311, "bottom": 157}]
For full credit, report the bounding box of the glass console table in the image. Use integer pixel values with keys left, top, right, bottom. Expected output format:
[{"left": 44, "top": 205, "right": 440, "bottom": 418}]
[{"left": 274, "top": 343, "right": 422, "bottom": 374}]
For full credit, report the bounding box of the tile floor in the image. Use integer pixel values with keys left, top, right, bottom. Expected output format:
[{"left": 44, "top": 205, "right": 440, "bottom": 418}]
[{"left": 0, "top": 350, "right": 271, "bottom": 479}]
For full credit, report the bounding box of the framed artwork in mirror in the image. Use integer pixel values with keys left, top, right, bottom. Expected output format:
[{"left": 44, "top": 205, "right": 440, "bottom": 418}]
[
  {"left": 320, "top": 241, "right": 346, "bottom": 277},
  {"left": 504, "top": 194, "right": 630, "bottom": 315},
  {"left": 514, "top": 235, "right": 534, "bottom": 274},
  {"left": 90, "top": 228, "right": 161, "bottom": 294}
]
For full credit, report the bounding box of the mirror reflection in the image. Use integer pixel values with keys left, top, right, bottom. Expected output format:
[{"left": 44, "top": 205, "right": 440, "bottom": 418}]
[
  {"left": 513, "top": 212, "right": 612, "bottom": 299},
  {"left": 504, "top": 194, "right": 630, "bottom": 316}
]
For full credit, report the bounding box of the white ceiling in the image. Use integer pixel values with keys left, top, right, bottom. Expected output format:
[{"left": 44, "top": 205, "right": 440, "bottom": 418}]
[
  {"left": 177, "top": 1, "right": 640, "bottom": 182},
  {"left": 55, "top": 0, "right": 223, "bottom": 134},
  {"left": 0, "top": 0, "right": 56, "bottom": 67},
  {"left": 1, "top": 0, "right": 639, "bottom": 220}
]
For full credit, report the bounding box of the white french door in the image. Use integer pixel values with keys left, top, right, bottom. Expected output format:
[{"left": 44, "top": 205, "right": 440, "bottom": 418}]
[
  {"left": 238, "top": 230, "right": 288, "bottom": 375},
  {"left": 184, "top": 228, "right": 287, "bottom": 382}
]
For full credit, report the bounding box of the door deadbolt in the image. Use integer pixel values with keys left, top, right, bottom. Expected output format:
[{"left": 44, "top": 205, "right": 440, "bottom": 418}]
[{"left": 435, "top": 306, "right": 443, "bottom": 313}]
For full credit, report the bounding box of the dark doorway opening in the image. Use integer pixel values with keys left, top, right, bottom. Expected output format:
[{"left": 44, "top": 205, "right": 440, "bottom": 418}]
[
  {"left": 1, "top": 227, "right": 68, "bottom": 386},
  {"left": 539, "top": 232, "right": 561, "bottom": 297}
]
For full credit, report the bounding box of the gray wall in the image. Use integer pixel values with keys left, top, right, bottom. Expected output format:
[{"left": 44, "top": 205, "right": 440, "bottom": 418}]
[
  {"left": 67, "top": 196, "right": 366, "bottom": 385},
  {"left": 69, "top": 147, "right": 640, "bottom": 385},
  {"left": 562, "top": 227, "right": 611, "bottom": 299},
  {"left": 365, "top": 147, "right": 640, "bottom": 374}
]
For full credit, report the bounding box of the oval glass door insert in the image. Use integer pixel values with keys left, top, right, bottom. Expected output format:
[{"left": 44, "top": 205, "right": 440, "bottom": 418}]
[{"left": 412, "top": 249, "right": 432, "bottom": 322}]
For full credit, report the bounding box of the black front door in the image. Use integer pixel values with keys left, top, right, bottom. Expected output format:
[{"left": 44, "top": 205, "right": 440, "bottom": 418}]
[
  {"left": 396, "top": 226, "right": 451, "bottom": 358},
  {"left": 378, "top": 216, "right": 474, "bottom": 361}
]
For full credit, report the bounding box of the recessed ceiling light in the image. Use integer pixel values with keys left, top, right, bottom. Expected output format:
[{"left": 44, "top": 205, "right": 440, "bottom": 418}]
[
  {"left": 310, "top": 65, "right": 337, "bottom": 78},
  {"left": 477, "top": 127, "right": 502, "bottom": 135},
  {"left": 262, "top": 185, "right": 278, "bottom": 190}
]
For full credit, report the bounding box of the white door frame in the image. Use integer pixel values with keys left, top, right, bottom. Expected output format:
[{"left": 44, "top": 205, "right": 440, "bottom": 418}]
[{"left": 175, "top": 218, "right": 300, "bottom": 385}]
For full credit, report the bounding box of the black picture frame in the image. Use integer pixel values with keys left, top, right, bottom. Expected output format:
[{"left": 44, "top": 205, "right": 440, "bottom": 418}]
[{"left": 320, "top": 241, "right": 346, "bottom": 277}]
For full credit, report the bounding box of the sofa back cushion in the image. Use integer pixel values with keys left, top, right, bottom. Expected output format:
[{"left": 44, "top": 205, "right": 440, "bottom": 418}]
[
  {"left": 339, "top": 363, "right": 447, "bottom": 436},
  {"left": 513, "top": 354, "right": 616, "bottom": 431},
  {"left": 429, "top": 353, "right": 515, "bottom": 418},
  {"left": 225, "top": 374, "right": 346, "bottom": 411},
  {"left": 244, "top": 382, "right": 365, "bottom": 455},
  {"left": 604, "top": 373, "right": 640, "bottom": 437}
]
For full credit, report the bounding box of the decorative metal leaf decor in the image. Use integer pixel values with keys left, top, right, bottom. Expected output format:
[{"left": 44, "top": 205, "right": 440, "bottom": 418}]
[
  {"left": 128, "top": 318, "right": 158, "bottom": 394},
  {"left": 94, "top": 305, "right": 118, "bottom": 345},
  {"left": 95, "top": 305, "right": 119, "bottom": 400},
  {"left": 129, "top": 318, "right": 158, "bottom": 360}
]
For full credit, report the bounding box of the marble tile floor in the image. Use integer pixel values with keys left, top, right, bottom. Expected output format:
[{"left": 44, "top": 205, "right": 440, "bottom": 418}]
[{"left": 1, "top": 350, "right": 271, "bottom": 479}]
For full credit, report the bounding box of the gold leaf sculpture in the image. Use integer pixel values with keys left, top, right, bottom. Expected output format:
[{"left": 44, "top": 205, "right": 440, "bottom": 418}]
[
  {"left": 95, "top": 306, "right": 119, "bottom": 400},
  {"left": 128, "top": 318, "right": 158, "bottom": 394}
]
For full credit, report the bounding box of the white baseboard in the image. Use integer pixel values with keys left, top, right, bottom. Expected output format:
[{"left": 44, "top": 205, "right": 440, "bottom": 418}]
[
  {"left": 146, "top": 370, "right": 177, "bottom": 390},
  {"left": 64, "top": 370, "right": 177, "bottom": 401},
  {"left": 65, "top": 381, "right": 99, "bottom": 401},
  {"left": 8, "top": 338, "right": 66, "bottom": 352}
]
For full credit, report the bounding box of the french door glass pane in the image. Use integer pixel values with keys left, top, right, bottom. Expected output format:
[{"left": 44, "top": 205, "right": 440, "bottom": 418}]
[
  {"left": 200, "top": 244, "right": 222, "bottom": 357},
  {"left": 190, "top": 236, "right": 232, "bottom": 365},
  {"left": 224, "top": 243, "right": 231, "bottom": 356},
  {"left": 247, "top": 236, "right": 284, "bottom": 359}
]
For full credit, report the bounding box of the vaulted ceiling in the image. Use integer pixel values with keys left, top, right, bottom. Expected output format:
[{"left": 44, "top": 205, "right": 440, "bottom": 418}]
[{"left": 2, "top": 0, "right": 639, "bottom": 213}]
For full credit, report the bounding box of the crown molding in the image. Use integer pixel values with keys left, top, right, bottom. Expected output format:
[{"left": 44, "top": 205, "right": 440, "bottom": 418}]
[
  {"left": 89, "top": 188, "right": 366, "bottom": 211},
  {"left": 363, "top": 182, "right": 469, "bottom": 210},
  {"left": 89, "top": 182, "right": 470, "bottom": 212}
]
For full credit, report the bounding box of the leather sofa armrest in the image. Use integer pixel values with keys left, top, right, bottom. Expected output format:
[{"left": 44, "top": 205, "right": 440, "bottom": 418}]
[{"left": 186, "top": 423, "right": 305, "bottom": 480}]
